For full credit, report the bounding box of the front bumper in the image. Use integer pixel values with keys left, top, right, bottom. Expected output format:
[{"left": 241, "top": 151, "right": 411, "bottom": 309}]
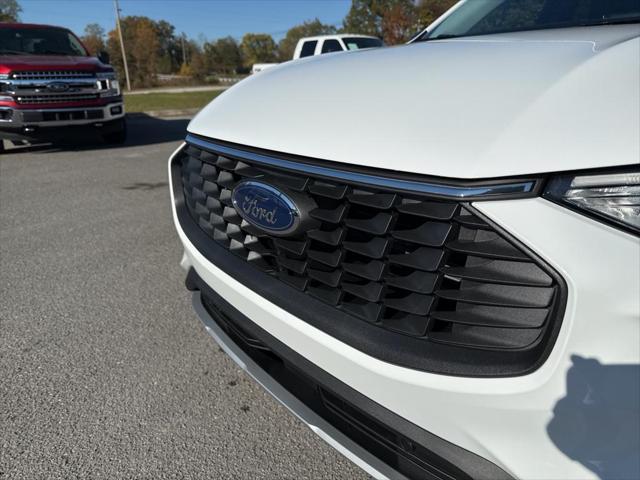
[
  {"left": 189, "top": 276, "right": 507, "bottom": 480},
  {"left": 170, "top": 144, "right": 640, "bottom": 479},
  {"left": 0, "top": 102, "right": 125, "bottom": 141}
]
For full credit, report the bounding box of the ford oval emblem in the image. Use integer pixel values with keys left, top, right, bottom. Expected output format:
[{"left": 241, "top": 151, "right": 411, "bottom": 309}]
[
  {"left": 47, "top": 82, "right": 70, "bottom": 93},
  {"left": 232, "top": 181, "right": 300, "bottom": 236}
]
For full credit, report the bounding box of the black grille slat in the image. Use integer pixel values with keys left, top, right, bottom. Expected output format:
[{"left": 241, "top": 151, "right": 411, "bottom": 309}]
[
  {"left": 348, "top": 192, "right": 397, "bottom": 210},
  {"left": 340, "top": 299, "right": 383, "bottom": 323},
  {"left": 219, "top": 189, "right": 233, "bottom": 206},
  {"left": 396, "top": 201, "right": 457, "bottom": 220},
  {"left": 216, "top": 171, "right": 236, "bottom": 188},
  {"left": 178, "top": 144, "right": 563, "bottom": 364},
  {"left": 343, "top": 237, "right": 388, "bottom": 259},
  {"left": 200, "top": 152, "right": 218, "bottom": 165},
  {"left": 234, "top": 161, "right": 262, "bottom": 178},
  {"left": 188, "top": 172, "right": 204, "bottom": 188},
  {"left": 278, "top": 271, "right": 309, "bottom": 290},
  {"left": 447, "top": 238, "right": 528, "bottom": 261},
  {"left": 344, "top": 212, "right": 394, "bottom": 236},
  {"left": 310, "top": 205, "right": 347, "bottom": 224},
  {"left": 342, "top": 260, "right": 385, "bottom": 281},
  {"left": 202, "top": 181, "right": 219, "bottom": 196},
  {"left": 215, "top": 156, "right": 236, "bottom": 169},
  {"left": 392, "top": 222, "right": 452, "bottom": 247},
  {"left": 222, "top": 206, "right": 242, "bottom": 225},
  {"left": 385, "top": 271, "right": 438, "bottom": 294},
  {"left": 279, "top": 256, "right": 307, "bottom": 275},
  {"left": 385, "top": 294, "right": 435, "bottom": 316},
  {"left": 341, "top": 281, "right": 384, "bottom": 303},
  {"left": 244, "top": 236, "right": 274, "bottom": 256},
  {"left": 307, "top": 248, "right": 343, "bottom": 268},
  {"left": 307, "top": 228, "right": 344, "bottom": 246},
  {"left": 436, "top": 282, "right": 554, "bottom": 309},
  {"left": 308, "top": 268, "right": 342, "bottom": 287},
  {"left": 274, "top": 238, "right": 308, "bottom": 256},
  {"left": 453, "top": 214, "right": 490, "bottom": 230},
  {"left": 441, "top": 260, "right": 553, "bottom": 287},
  {"left": 431, "top": 303, "right": 548, "bottom": 329},
  {"left": 308, "top": 284, "right": 342, "bottom": 305},
  {"left": 309, "top": 182, "right": 349, "bottom": 199},
  {"left": 387, "top": 247, "right": 444, "bottom": 272},
  {"left": 381, "top": 313, "right": 430, "bottom": 336},
  {"left": 429, "top": 324, "right": 541, "bottom": 349}
]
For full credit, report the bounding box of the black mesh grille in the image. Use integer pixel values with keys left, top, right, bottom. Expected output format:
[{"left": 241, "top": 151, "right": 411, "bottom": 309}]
[{"left": 176, "top": 142, "right": 565, "bottom": 372}]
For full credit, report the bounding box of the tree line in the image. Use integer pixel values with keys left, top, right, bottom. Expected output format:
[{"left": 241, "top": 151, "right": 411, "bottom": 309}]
[{"left": 1, "top": 0, "right": 457, "bottom": 88}]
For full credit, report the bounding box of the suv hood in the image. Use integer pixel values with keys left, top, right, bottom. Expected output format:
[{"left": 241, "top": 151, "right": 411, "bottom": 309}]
[
  {"left": 0, "top": 55, "right": 108, "bottom": 75},
  {"left": 189, "top": 26, "right": 640, "bottom": 179}
]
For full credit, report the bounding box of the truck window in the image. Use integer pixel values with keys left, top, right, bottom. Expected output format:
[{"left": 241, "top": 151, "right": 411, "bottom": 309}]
[
  {"left": 299, "top": 41, "right": 318, "bottom": 58},
  {"left": 343, "top": 37, "right": 384, "bottom": 50},
  {"left": 321, "top": 39, "right": 344, "bottom": 54},
  {"left": 0, "top": 27, "right": 88, "bottom": 56}
]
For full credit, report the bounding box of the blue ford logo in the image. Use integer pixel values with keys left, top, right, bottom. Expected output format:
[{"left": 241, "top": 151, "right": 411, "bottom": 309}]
[
  {"left": 232, "top": 181, "right": 300, "bottom": 235},
  {"left": 47, "top": 82, "right": 70, "bottom": 93}
]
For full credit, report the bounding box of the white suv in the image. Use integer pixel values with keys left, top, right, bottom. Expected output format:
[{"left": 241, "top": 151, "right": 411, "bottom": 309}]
[{"left": 169, "top": 1, "right": 640, "bottom": 479}]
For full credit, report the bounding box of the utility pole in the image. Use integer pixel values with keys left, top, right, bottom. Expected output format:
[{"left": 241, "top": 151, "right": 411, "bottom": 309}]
[
  {"left": 181, "top": 33, "right": 187, "bottom": 66},
  {"left": 114, "top": 0, "right": 131, "bottom": 91}
]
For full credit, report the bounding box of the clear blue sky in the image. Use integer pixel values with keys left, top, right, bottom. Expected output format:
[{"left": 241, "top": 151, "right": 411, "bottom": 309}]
[{"left": 19, "top": 0, "right": 352, "bottom": 42}]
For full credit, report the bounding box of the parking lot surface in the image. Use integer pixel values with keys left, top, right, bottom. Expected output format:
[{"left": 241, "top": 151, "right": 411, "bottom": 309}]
[{"left": 0, "top": 117, "right": 369, "bottom": 479}]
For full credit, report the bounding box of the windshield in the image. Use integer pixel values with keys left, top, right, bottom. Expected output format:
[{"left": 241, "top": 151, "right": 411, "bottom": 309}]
[
  {"left": 343, "top": 37, "right": 384, "bottom": 50},
  {"left": 0, "top": 27, "right": 88, "bottom": 56},
  {"left": 420, "top": 0, "right": 640, "bottom": 40}
]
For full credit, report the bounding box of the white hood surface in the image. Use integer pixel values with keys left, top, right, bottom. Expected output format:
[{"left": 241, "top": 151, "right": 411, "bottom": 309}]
[{"left": 189, "top": 26, "right": 640, "bottom": 179}]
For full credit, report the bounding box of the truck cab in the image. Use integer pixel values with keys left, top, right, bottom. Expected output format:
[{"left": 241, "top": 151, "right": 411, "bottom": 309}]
[
  {"left": 251, "top": 34, "right": 383, "bottom": 74},
  {"left": 293, "top": 34, "right": 383, "bottom": 58},
  {"left": 0, "top": 23, "right": 126, "bottom": 152}
]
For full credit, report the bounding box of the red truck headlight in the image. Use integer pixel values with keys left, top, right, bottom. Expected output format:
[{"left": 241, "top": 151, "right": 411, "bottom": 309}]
[{"left": 96, "top": 72, "right": 121, "bottom": 97}]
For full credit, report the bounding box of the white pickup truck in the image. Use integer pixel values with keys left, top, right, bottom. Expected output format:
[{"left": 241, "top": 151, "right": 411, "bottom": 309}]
[{"left": 251, "top": 34, "right": 383, "bottom": 73}]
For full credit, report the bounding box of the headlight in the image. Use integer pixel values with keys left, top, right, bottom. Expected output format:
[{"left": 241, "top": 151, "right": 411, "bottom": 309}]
[
  {"left": 96, "top": 72, "right": 120, "bottom": 97},
  {"left": 544, "top": 169, "right": 640, "bottom": 235},
  {"left": 109, "top": 79, "right": 120, "bottom": 95}
]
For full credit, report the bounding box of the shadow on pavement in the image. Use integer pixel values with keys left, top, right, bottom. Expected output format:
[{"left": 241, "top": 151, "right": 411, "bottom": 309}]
[
  {"left": 1, "top": 114, "right": 190, "bottom": 155},
  {"left": 547, "top": 355, "right": 640, "bottom": 479}
]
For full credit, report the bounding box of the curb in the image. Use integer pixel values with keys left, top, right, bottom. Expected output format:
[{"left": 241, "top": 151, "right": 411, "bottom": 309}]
[{"left": 127, "top": 108, "right": 200, "bottom": 119}]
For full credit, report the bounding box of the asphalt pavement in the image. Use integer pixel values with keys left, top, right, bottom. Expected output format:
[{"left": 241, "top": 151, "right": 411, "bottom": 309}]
[{"left": 0, "top": 117, "right": 369, "bottom": 479}]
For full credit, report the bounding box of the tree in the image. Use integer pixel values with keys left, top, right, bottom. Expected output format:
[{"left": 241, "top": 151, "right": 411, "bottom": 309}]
[
  {"left": 416, "top": 0, "right": 458, "bottom": 29},
  {"left": 278, "top": 19, "right": 336, "bottom": 62},
  {"left": 107, "top": 16, "right": 160, "bottom": 88},
  {"left": 341, "top": 0, "right": 420, "bottom": 45},
  {"left": 0, "top": 0, "right": 21, "bottom": 22},
  {"left": 189, "top": 54, "right": 208, "bottom": 81},
  {"left": 204, "top": 36, "right": 242, "bottom": 75},
  {"left": 382, "top": 2, "right": 418, "bottom": 45},
  {"left": 240, "top": 33, "right": 277, "bottom": 68},
  {"left": 155, "top": 20, "right": 181, "bottom": 74},
  {"left": 82, "top": 23, "right": 105, "bottom": 56},
  {"left": 186, "top": 40, "right": 208, "bottom": 81},
  {"left": 342, "top": 0, "right": 380, "bottom": 38}
]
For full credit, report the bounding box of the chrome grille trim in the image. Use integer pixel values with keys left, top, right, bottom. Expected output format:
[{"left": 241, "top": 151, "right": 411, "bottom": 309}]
[
  {"left": 9, "top": 70, "right": 95, "bottom": 81},
  {"left": 185, "top": 134, "right": 538, "bottom": 200},
  {"left": 16, "top": 94, "right": 99, "bottom": 105}
]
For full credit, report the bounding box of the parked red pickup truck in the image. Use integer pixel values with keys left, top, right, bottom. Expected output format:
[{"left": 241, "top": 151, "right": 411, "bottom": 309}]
[{"left": 0, "top": 23, "right": 125, "bottom": 152}]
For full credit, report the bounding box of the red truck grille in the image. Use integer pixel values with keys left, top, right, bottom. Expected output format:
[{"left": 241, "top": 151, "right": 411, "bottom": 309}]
[
  {"left": 16, "top": 94, "right": 99, "bottom": 105},
  {"left": 9, "top": 70, "right": 95, "bottom": 81}
]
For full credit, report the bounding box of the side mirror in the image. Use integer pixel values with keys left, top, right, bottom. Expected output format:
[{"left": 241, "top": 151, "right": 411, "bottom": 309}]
[{"left": 97, "top": 51, "right": 110, "bottom": 65}]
